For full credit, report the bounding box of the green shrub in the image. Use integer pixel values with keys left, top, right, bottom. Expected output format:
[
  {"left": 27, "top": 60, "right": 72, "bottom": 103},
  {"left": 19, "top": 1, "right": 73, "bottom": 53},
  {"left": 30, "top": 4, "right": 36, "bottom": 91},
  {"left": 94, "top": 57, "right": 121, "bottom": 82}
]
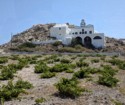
[
  {"left": 73, "top": 69, "right": 90, "bottom": 79},
  {"left": 69, "top": 64, "right": 77, "bottom": 69},
  {"left": 0, "top": 57, "right": 8, "bottom": 64},
  {"left": 91, "top": 59, "right": 100, "bottom": 63},
  {"left": 118, "top": 62, "right": 125, "bottom": 70},
  {"left": 41, "top": 71, "right": 56, "bottom": 78},
  {"left": 101, "top": 65, "right": 118, "bottom": 76},
  {"left": 111, "top": 99, "right": 122, "bottom": 105},
  {"left": 58, "top": 47, "right": 81, "bottom": 53},
  {"left": 0, "top": 81, "right": 21, "bottom": 101},
  {"left": 19, "top": 42, "right": 36, "bottom": 48},
  {"left": 0, "top": 80, "right": 32, "bottom": 102},
  {"left": 108, "top": 59, "right": 125, "bottom": 70},
  {"left": 111, "top": 55, "right": 118, "bottom": 59},
  {"left": 55, "top": 78, "right": 84, "bottom": 98},
  {"left": 65, "top": 69, "right": 74, "bottom": 73},
  {"left": 35, "top": 62, "right": 49, "bottom": 73},
  {"left": 0, "top": 65, "right": 4, "bottom": 69},
  {"left": 60, "top": 58, "right": 71, "bottom": 64},
  {"left": 15, "top": 79, "right": 33, "bottom": 89},
  {"left": 74, "top": 44, "right": 83, "bottom": 49},
  {"left": 87, "top": 67, "right": 100, "bottom": 74},
  {"left": 9, "top": 55, "right": 19, "bottom": 60},
  {"left": 98, "top": 74, "right": 119, "bottom": 87},
  {"left": 0, "top": 67, "right": 15, "bottom": 80},
  {"left": 100, "top": 56, "right": 106, "bottom": 61},
  {"left": 35, "top": 97, "right": 46, "bottom": 104},
  {"left": 108, "top": 59, "right": 122, "bottom": 66},
  {"left": 50, "top": 63, "right": 69, "bottom": 72},
  {"left": 53, "top": 41, "right": 62, "bottom": 46},
  {"left": 76, "top": 61, "right": 89, "bottom": 67}
]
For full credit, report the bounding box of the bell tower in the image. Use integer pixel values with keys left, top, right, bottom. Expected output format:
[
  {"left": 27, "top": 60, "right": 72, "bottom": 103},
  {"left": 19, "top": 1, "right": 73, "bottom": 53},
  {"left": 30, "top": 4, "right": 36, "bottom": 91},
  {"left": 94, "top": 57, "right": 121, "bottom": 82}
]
[{"left": 80, "top": 19, "right": 86, "bottom": 27}]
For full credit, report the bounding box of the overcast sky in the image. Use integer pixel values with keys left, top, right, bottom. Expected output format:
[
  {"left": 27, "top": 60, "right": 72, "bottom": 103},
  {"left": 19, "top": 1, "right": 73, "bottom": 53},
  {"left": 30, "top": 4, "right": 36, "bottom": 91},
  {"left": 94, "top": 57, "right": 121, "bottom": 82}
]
[{"left": 0, "top": 0, "right": 125, "bottom": 44}]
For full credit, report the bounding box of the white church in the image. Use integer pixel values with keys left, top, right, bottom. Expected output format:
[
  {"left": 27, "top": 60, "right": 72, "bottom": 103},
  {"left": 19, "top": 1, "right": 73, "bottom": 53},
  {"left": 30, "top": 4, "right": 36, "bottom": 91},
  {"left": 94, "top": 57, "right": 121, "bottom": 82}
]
[{"left": 50, "top": 19, "right": 105, "bottom": 48}]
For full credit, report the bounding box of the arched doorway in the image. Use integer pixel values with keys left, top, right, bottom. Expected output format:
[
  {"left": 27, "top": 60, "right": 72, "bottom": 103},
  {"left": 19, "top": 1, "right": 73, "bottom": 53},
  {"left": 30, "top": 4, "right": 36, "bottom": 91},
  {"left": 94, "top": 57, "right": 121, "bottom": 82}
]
[
  {"left": 84, "top": 36, "right": 92, "bottom": 47},
  {"left": 75, "top": 37, "right": 83, "bottom": 45}
]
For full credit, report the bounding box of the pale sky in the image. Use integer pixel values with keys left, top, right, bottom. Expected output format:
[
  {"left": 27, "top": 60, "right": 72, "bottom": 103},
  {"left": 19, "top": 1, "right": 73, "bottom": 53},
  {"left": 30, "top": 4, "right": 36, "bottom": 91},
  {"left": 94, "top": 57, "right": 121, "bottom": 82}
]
[{"left": 0, "top": 0, "right": 125, "bottom": 44}]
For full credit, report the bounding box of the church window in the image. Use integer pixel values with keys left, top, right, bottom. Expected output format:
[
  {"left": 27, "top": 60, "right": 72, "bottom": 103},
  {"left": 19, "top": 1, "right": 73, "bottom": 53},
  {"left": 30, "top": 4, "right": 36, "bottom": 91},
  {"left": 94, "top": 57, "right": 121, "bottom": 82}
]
[
  {"left": 82, "top": 29, "right": 84, "bottom": 32},
  {"left": 85, "top": 31, "right": 87, "bottom": 34},
  {"left": 79, "top": 32, "right": 82, "bottom": 34},
  {"left": 59, "top": 27, "right": 61, "bottom": 30},
  {"left": 93, "top": 36, "right": 102, "bottom": 39},
  {"left": 89, "top": 31, "right": 92, "bottom": 34},
  {"left": 75, "top": 32, "right": 78, "bottom": 34}
]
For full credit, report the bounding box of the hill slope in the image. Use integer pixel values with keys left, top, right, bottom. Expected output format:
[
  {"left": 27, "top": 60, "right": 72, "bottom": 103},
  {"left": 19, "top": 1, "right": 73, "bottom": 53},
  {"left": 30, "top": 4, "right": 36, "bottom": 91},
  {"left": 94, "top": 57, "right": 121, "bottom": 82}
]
[{"left": 0, "top": 23, "right": 125, "bottom": 54}]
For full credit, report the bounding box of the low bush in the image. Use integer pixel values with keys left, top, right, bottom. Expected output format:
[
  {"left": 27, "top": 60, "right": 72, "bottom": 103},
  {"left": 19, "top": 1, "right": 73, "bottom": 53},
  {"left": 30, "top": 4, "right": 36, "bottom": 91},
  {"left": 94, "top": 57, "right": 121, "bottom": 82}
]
[
  {"left": 101, "top": 65, "right": 118, "bottom": 76},
  {"left": 111, "top": 55, "right": 118, "bottom": 59},
  {"left": 9, "top": 55, "right": 19, "bottom": 60},
  {"left": 58, "top": 47, "right": 82, "bottom": 53},
  {"left": 118, "top": 62, "right": 125, "bottom": 70},
  {"left": 69, "top": 64, "right": 77, "bottom": 69},
  {"left": 65, "top": 69, "right": 74, "bottom": 73},
  {"left": 15, "top": 79, "right": 33, "bottom": 89},
  {"left": 108, "top": 59, "right": 125, "bottom": 70},
  {"left": 55, "top": 78, "right": 85, "bottom": 98},
  {"left": 108, "top": 59, "right": 122, "bottom": 66},
  {"left": 0, "top": 65, "right": 4, "bottom": 69},
  {"left": 40, "top": 71, "right": 56, "bottom": 78},
  {"left": 73, "top": 69, "right": 90, "bottom": 79},
  {"left": 35, "top": 62, "right": 49, "bottom": 73},
  {"left": 91, "top": 59, "right": 100, "bottom": 63},
  {"left": 100, "top": 56, "right": 106, "bottom": 61},
  {"left": 19, "top": 42, "right": 36, "bottom": 48},
  {"left": 60, "top": 58, "right": 71, "bottom": 64},
  {"left": 0, "top": 66, "right": 15, "bottom": 80},
  {"left": 111, "top": 99, "right": 122, "bottom": 105},
  {"left": 52, "top": 41, "right": 62, "bottom": 46},
  {"left": 87, "top": 67, "right": 100, "bottom": 74},
  {"left": 35, "top": 97, "right": 46, "bottom": 104},
  {"left": 98, "top": 74, "right": 119, "bottom": 87},
  {"left": 0, "top": 80, "right": 32, "bottom": 103},
  {"left": 76, "top": 61, "right": 89, "bottom": 67},
  {"left": 74, "top": 44, "right": 83, "bottom": 49},
  {"left": 0, "top": 57, "right": 8, "bottom": 64},
  {"left": 50, "top": 63, "right": 69, "bottom": 72}
]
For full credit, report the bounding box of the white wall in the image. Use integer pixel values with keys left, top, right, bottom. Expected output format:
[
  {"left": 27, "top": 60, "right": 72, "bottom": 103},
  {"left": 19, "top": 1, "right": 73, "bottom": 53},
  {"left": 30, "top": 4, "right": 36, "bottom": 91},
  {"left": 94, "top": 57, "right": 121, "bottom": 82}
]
[{"left": 50, "top": 24, "right": 69, "bottom": 38}]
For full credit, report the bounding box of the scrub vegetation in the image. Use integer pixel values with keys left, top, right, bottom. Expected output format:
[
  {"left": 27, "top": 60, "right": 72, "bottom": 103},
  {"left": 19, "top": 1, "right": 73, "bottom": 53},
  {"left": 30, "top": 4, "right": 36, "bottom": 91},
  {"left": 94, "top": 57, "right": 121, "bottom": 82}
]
[{"left": 0, "top": 54, "right": 125, "bottom": 105}]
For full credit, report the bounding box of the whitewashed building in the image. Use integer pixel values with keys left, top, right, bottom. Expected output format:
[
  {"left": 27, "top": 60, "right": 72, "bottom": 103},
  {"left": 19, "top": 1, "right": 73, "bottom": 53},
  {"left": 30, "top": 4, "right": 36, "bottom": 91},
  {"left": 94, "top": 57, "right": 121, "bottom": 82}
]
[{"left": 50, "top": 19, "right": 105, "bottom": 48}]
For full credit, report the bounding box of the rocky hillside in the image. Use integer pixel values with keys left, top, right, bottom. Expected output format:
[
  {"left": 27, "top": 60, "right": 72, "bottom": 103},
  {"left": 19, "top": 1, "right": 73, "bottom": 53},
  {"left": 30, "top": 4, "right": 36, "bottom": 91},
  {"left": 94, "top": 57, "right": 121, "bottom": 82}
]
[
  {"left": 1, "top": 23, "right": 55, "bottom": 48},
  {"left": 0, "top": 23, "right": 125, "bottom": 54}
]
